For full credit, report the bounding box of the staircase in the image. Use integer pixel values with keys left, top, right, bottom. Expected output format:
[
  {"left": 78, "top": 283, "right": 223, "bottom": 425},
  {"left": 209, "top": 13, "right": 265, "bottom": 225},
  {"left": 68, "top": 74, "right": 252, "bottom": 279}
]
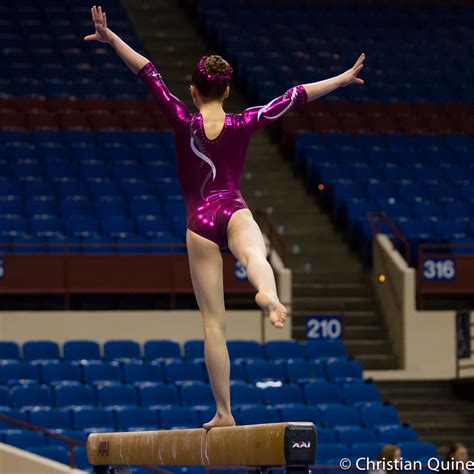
[
  {"left": 121, "top": 0, "right": 399, "bottom": 370},
  {"left": 377, "top": 381, "right": 474, "bottom": 454}
]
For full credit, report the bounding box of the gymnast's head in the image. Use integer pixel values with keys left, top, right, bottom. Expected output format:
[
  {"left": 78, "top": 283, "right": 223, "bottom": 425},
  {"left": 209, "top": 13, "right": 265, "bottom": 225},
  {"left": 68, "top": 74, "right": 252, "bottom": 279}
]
[{"left": 190, "top": 54, "right": 232, "bottom": 107}]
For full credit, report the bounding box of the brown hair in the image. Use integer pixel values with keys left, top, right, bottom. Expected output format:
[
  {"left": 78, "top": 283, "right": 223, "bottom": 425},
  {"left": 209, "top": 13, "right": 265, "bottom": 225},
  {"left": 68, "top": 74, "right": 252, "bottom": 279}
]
[
  {"left": 191, "top": 54, "right": 230, "bottom": 102},
  {"left": 445, "top": 443, "right": 466, "bottom": 461},
  {"left": 378, "top": 445, "right": 400, "bottom": 462}
]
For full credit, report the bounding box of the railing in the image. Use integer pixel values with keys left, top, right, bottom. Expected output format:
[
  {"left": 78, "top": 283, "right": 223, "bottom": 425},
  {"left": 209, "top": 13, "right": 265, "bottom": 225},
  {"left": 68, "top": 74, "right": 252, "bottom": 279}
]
[{"left": 255, "top": 209, "right": 288, "bottom": 266}]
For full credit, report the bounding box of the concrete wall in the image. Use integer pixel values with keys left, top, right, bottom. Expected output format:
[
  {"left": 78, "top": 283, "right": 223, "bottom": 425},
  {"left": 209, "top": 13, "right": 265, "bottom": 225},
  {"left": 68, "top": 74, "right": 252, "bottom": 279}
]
[
  {"left": 367, "top": 234, "right": 458, "bottom": 380},
  {"left": 0, "top": 443, "right": 85, "bottom": 474},
  {"left": 0, "top": 309, "right": 291, "bottom": 348}
]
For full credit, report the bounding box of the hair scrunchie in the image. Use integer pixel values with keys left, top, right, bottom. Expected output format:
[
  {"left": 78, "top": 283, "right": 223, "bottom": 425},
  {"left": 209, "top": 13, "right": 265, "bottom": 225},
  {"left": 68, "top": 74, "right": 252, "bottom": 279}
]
[{"left": 198, "top": 55, "right": 233, "bottom": 83}]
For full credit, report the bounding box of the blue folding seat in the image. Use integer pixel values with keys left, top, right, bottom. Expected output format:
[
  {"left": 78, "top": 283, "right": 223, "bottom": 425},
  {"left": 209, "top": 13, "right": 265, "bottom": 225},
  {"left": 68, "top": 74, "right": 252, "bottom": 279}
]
[
  {"left": 0, "top": 386, "right": 11, "bottom": 405},
  {"left": 315, "top": 443, "right": 350, "bottom": 463},
  {"left": 123, "top": 362, "right": 164, "bottom": 385},
  {"left": 96, "top": 195, "right": 128, "bottom": 218},
  {"left": 318, "top": 404, "right": 360, "bottom": 428},
  {"left": 146, "top": 162, "right": 177, "bottom": 180},
  {"left": 433, "top": 220, "right": 469, "bottom": 240},
  {"left": 63, "top": 340, "right": 101, "bottom": 361},
  {"left": 305, "top": 340, "right": 347, "bottom": 360},
  {"left": 65, "top": 216, "right": 100, "bottom": 237},
  {"left": 0, "top": 362, "right": 41, "bottom": 385},
  {"left": 137, "top": 215, "right": 172, "bottom": 237},
  {"left": 227, "top": 340, "right": 264, "bottom": 361},
  {"left": 358, "top": 403, "right": 400, "bottom": 428},
  {"left": 83, "top": 362, "right": 123, "bottom": 385},
  {"left": 137, "top": 382, "right": 179, "bottom": 408},
  {"left": 285, "top": 360, "right": 325, "bottom": 383},
  {"left": 119, "top": 179, "right": 156, "bottom": 199},
  {"left": 0, "top": 196, "right": 22, "bottom": 215},
  {"left": 245, "top": 360, "right": 286, "bottom": 383},
  {"left": 116, "top": 406, "right": 160, "bottom": 431},
  {"left": 414, "top": 167, "right": 446, "bottom": 185},
  {"left": 81, "top": 234, "right": 116, "bottom": 254},
  {"left": 4, "top": 431, "right": 47, "bottom": 448},
  {"left": 73, "top": 446, "right": 91, "bottom": 471},
  {"left": 180, "top": 382, "right": 214, "bottom": 406},
  {"left": 0, "top": 407, "right": 28, "bottom": 433},
  {"left": 164, "top": 200, "right": 186, "bottom": 218},
  {"left": 376, "top": 425, "right": 418, "bottom": 443},
  {"left": 23, "top": 340, "right": 60, "bottom": 360},
  {"left": 444, "top": 203, "right": 472, "bottom": 223},
  {"left": 72, "top": 407, "right": 116, "bottom": 433},
  {"left": 351, "top": 442, "right": 385, "bottom": 460},
  {"left": 54, "top": 383, "right": 96, "bottom": 408},
  {"left": 89, "top": 181, "right": 121, "bottom": 198},
  {"left": 29, "top": 446, "right": 70, "bottom": 464},
  {"left": 398, "top": 442, "right": 437, "bottom": 461},
  {"left": 130, "top": 197, "right": 162, "bottom": 218},
  {"left": 260, "top": 384, "right": 304, "bottom": 407},
  {"left": 144, "top": 340, "right": 181, "bottom": 361},
  {"left": 229, "top": 382, "right": 264, "bottom": 406},
  {"left": 0, "top": 341, "right": 20, "bottom": 360},
  {"left": 237, "top": 406, "right": 280, "bottom": 425},
  {"left": 113, "top": 162, "right": 145, "bottom": 181},
  {"left": 29, "top": 407, "right": 72, "bottom": 430},
  {"left": 230, "top": 363, "right": 246, "bottom": 382},
  {"left": 96, "top": 383, "right": 139, "bottom": 407},
  {"left": 103, "top": 340, "right": 142, "bottom": 362},
  {"left": 304, "top": 381, "right": 342, "bottom": 405},
  {"left": 264, "top": 340, "right": 305, "bottom": 360},
  {"left": 160, "top": 406, "right": 200, "bottom": 429},
  {"left": 30, "top": 215, "right": 63, "bottom": 237},
  {"left": 317, "top": 427, "right": 337, "bottom": 443},
  {"left": 383, "top": 167, "right": 417, "bottom": 184},
  {"left": 102, "top": 216, "right": 135, "bottom": 237},
  {"left": 25, "top": 196, "right": 57, "bottom": 216},
  {"left": 164, "top": 360, "right": 206, "bottom": 384},
  {"left": 79, "top": 161, "right": 109, "bottom": 180},
  {"left": 335, "top": 426, "right": 377, "bottom": 446},
  {"left": 10, "top": 385, "right": 53, "bottom": 408},
  {"left": 0, "top": 215, "right": 28, "bottom": 235},
  {"left": 184, "top": 340, "right": 204, "bottom": 360},
  {"left": 280, "top": 406, "right": 320, "bottom": 424},
  {"left": 42, "top": 362, "right": 82, "bottom": 385},
  {"left": 341, "top": 382, "right": 382, "bottom": 405},
  {"left": 60, "top": 196, "right": 94, "bottom": 217},
  {"left": 325, "top": 358, "right": 363, "bottom": 382}
]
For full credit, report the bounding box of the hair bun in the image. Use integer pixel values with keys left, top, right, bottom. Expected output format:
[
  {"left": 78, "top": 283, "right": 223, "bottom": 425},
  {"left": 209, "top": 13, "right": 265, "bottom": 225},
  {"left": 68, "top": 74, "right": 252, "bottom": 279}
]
[{"left": 205, "top": 55, "right": 227, "bottom": 76}]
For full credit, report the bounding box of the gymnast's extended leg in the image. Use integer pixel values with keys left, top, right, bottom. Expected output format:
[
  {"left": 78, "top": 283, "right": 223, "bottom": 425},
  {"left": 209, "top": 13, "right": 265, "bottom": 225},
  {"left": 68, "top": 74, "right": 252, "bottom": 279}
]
[
  {"left": 186, "top": 228, "right": 236, "bottom": 430},
  {"left": 227, "top": 209, "right": 287, "bottom": 328}
]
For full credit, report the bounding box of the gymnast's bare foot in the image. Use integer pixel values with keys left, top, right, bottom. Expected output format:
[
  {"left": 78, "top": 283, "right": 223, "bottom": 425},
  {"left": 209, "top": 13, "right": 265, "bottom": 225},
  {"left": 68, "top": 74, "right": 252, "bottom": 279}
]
[
  {"left": 255, "top": 291, "right": 287, "bottom": 328},
  {"left": 203, "top": 412, "right": 236, "bottom": 430}
]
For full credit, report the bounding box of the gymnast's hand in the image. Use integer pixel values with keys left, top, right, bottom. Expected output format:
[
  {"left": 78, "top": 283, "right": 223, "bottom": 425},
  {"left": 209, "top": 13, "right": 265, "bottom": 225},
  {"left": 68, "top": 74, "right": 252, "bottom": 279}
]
[
  {"left": 84, "top": 5, "right": 114, "bottom": 44},
  {"left": 338, "top": 53, "right": 365, "bottom": 87}
]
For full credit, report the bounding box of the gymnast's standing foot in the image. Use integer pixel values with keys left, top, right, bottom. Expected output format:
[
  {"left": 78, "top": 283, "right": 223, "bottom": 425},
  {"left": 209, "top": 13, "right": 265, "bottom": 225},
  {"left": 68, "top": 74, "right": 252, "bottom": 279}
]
[
  {"left": 202, "top": 411, "right": 236, "bottom": 430},
  {"left": 255, "top": 290, "right": 288, "bottom": 329}
]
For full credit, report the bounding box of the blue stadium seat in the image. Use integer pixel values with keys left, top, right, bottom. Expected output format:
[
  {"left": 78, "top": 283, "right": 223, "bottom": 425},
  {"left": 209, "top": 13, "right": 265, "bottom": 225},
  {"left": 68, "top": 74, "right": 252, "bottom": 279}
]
[
  {"left": 29, "top": 446, "right": 70, "bottom": 464},
  {"left": 0, "top": 408, "right": 28, "bottom": 432},
  {"left": 0, "top": 386, "right": 11, "bottom": 406},
  {"left": 82, "top": 362, "right": 123, "bottom": 385},
  {"left": 22, "top": 340, "right": 60, "bottom": 361},
  {"left": 325, "top": 358, "right": 363, "bottom": 381},
  {"left": 54, "top": 383, "right": 96, "bottom": 408},
  {"left": 137, "top": 382, "right": 180, "bottom": 408},
  {"left": 285, "top": 360, "right": 325, "bottom": 383},
  {"left": 10, "top": 385, "right": 53, "bottom": 408},
  {"left": 260, "top": 384, "right": 304, "bottom": 407},
  {"left": 341, "top": 382, "right": 382, "bottom": 405},
  {"left": 63, "top": 340, "right": 101, "bottom": 361},
  {"left": 229, "top": 382, "right": 264, "bottom": 406},
  {"left": 73, "top": 446, "right": 91, "bottom": 471},
  {"left": 115, "top": 406, "right": 160, "bottom": 431},
  {"left": 103, "top": 340, "right": 142, "bottom": 362},
  {"left": 304, "top": 381, "right": 342, "bottom": 405},
  {"left": 376, "top": 425, "right": 418, "bottom": 443},
  {"left": 122, "top": 362, "right": 164, "bottom": 385},
  {"left": 41, "top": 362, "right": 82, "bottom": 385},
  {"left": 264, "top": 340, "right": 305, "bottom": 360},
  {"left": 29, "top": 407, "right": 72, "bottom": 430},
  {"left": 144, "top": 340, "right": 181, "bottom": 361},
  {"left": 318, "top": 404, "right": 360, "bottom": 428},
  {"left": 358, "top": 403, "right": 400, "bottom": 428},
  {"left": 4, "top": 430, "right": 47, "bottom": 448},
  {"left": 316, "top": 443, "right": 350, "bottom": 463},
  {"left": 164, "top": 361, "right": 206, "bottom": 384},
  {"left": 160, "top": 407, "right": 200, "bottom": 429},
  {"left": 280, "top": 406, "right": 320, "bottom": 425},
  {"left": 351, "top": 442, "right": 385, "bottom": 460},
  {"left": 335, "top": 426, "right": 377, "bottom": 446},
  {"left": 237, "top": 406, "right": 280, "bottom": 425},
  {"left": 245, "top": 360, "right": 286, "bottom": 383},
  {"left": 72, "top": 407, "right": 116, "bottom": 433},
  {"left": 230, "top": 363, "right": 246, "bottom": 382},
  {"left": 183, "top": 340, "right": 204, "bottom": 360},
  {"left": 180, "top": 382, "right": 214, "bottom": 407},
  {"left": 317, "top": 427, "right": 337, "bottom": 443},
  {"left": 227, "top": 340, "right": 264, "bottom": 361},
  {"left": 96, "top": 383, "right": 139, "bottom": 407},
  {"left": 398, "top": 442, "right": 438, "bottom": 461},
  {"left": 0, "top": 341, "right": 20, "bottom": 360},
  {"left": 305, "top": 340, "right": 347, "bottom": 360}
]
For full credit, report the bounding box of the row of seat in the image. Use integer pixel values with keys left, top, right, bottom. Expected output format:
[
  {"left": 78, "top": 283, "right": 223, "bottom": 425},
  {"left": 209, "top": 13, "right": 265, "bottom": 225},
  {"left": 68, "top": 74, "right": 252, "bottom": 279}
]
[{"left": 0, "top": 339, "right": 348, "bottom": 362}]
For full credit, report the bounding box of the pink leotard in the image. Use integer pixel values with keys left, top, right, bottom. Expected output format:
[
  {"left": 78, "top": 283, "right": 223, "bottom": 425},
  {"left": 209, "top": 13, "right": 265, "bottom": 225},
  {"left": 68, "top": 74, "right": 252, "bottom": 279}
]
[{"left": 137, "top": 61, "right": 308, "bottom": 249}]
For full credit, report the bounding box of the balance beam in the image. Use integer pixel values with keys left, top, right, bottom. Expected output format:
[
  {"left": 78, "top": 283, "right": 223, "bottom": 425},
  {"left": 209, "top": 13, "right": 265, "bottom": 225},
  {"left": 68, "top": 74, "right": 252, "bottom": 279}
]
[{"left": 87, "top": 422, "right": 316, "bottom": 468}]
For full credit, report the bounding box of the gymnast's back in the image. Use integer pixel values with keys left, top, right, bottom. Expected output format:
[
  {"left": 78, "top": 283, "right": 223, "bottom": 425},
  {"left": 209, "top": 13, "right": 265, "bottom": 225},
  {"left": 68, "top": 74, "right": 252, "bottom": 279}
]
[{"left": 137, "top": 61, "right": 308, "bottom": 201}]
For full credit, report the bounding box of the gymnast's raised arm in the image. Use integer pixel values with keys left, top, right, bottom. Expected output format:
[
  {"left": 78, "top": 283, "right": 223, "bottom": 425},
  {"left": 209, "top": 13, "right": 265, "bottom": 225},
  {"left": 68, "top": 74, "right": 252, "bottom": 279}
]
[
  {"left": 241, "top": 53, "right": 365, "bottom": 135},
  {"left": 84, "top": 5, "right": 191, "bottom": 129}
]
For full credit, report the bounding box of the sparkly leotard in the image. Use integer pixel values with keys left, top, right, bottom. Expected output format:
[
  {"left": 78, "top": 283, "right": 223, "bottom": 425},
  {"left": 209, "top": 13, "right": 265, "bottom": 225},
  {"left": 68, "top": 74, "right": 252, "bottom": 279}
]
[{"left": 137, "top": 61, "right": 308, "bottom": 249}]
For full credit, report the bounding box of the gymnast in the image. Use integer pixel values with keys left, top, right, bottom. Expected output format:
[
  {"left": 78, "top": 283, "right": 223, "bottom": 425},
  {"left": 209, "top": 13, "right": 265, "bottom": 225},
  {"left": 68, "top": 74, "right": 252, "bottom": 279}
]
[{"left": 85, "top": 5, "right": 365, "bottom": 430}]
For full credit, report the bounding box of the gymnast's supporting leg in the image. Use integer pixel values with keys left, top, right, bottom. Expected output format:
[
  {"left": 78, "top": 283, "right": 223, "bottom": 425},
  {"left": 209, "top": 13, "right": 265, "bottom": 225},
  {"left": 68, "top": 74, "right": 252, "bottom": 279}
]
[
  {"left": 227, "top": 209, "right": 287, "bottom": 328},
  {"left": 186, "top": 228, "right": 236, "bottom": 429}
]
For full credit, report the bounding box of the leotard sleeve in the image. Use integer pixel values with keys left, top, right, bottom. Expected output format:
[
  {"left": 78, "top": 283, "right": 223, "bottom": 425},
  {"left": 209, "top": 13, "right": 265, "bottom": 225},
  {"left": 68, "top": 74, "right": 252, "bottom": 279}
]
[
  {"left": 239, "top": 84, "right": 308, "bottom": 136},
  {"left": 137, "top": 61, "right": 192, "bottom": 130}
]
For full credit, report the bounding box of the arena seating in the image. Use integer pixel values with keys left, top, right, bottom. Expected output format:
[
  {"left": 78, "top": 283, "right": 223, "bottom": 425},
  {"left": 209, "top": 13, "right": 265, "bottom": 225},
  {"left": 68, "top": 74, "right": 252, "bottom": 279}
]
[{"left": 0, "top": 338, "right": 434, "bottom": 473}]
